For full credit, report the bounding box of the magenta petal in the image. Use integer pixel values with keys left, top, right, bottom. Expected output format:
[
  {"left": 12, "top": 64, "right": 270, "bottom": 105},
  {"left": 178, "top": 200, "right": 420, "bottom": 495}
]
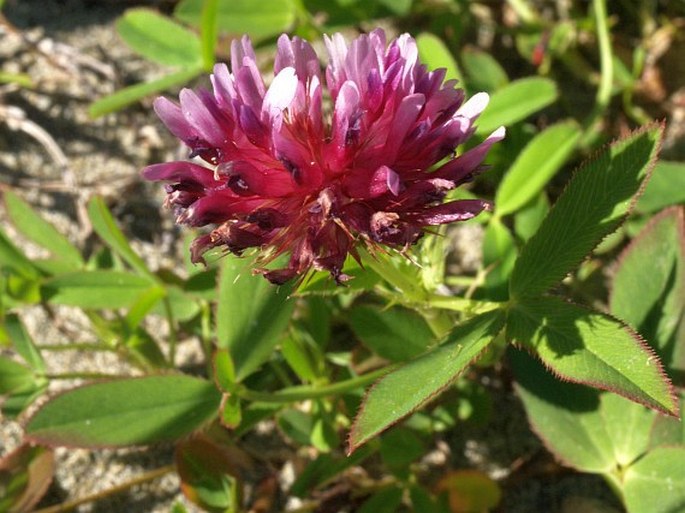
[
  {"left": 142, "top": 161, "right": 219, "bottom": 188},
  {"left": 434, "top": 126, "right": 506, "bottom": 183},
  {"left": 153, "top": 97, "right": 196, "bottom": 142},
  {"left": 145, "top": 30, "right": 503, "bottom": 284},
  {"left": 412, "top": 199, "right": 491, "bottom": 225},
  {"left": 456, "top": 92, "right": 490, "bottom": 121},
  {"left": 179, "top": 88, "right": 226, "bottom": 147},
  {"left": 262, "top": 67, "right": 298, "bottom": 124}
]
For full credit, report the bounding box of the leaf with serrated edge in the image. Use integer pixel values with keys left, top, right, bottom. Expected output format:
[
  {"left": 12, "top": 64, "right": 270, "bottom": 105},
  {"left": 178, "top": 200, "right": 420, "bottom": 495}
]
[
  {"left": 507, "top": 297, "right": 678, "bottom": 416},
  {"left": 511, "top": 348, "right": 617, "bottom": 473},
  {"left": 623, "top": 447, "right": 685, "bottom": 513},
  {"left": 348, "top": 309, "right": 505, "bottom": 454},
  {"left": 510, "top": 124, "right": 663, "bottom": 300},
  {"left": 25, "top": 375, "right": 221, "bottom": 447},
  {"left": 610, "top": 206, "right": 685, "bottom": 384}
]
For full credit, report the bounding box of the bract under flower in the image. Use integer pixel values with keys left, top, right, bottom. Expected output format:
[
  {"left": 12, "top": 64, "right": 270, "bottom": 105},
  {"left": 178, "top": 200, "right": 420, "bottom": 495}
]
[{"left": 143, "top": 29, "right": 504, "bottom": 284}]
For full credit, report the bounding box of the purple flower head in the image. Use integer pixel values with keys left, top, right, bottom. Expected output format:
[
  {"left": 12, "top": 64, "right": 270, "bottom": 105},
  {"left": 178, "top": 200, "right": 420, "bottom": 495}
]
[{"left": 143, "top": 30, "right": 505, "bottom": 284}]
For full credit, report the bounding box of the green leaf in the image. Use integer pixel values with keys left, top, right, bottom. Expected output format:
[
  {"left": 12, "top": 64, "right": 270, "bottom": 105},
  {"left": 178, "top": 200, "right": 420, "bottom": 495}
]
[
  {"left": 3, "top": 314, "right": 46, "bottom": 372},
  {"left": 611, "top": 207, "right": 685, "bottom": 383},
  {"left": 649, "top": 391, "right": 685, "bottom": 448},
  {"left": 461, "top": 46, "right": 508, "bottom": 92},
  {"left": 511, "top": 348, "right": 617, "bottom": 473},
  {"left": 0, "top": 227, "right": 39, "bottom": 279},
  {"left": 176, "top": 437, "right": 241, "bottom": 513},
  {"left": 481, "top": 217, "right": 517, "bottom": 299},
  {"left": 349, "top": 305, "right": 436, "bottom": 362},
  {"left": 0, "top": 356, "right": 35, "bottom": 395},
  {"left": 42, "top": 271, "right": 156, "bottom": 309},
  {"left": 495, "top": 121, "right": 581, "bottom": 216},
  {"left": 348, "top": 309, "right": 505, "bottom": 453},
  {"left": 124, "top": 327, "right": 168, "bottom": 369},
  {"left": 513, "top": 346, "right": 658, "bottom": 472},
  {"left": 216, "top": 256, "right": 295, "bottom": 381},
  {"left": 278, "top": 409, "right": 314, "bottom": 446},
  {"left": 4, "top": 191, "right": 83, "bottom": 268},
  {"left": 514, "top": 191, "right": 549, "bottom": 242},
  {"left": 152, "top": 286, "right": 201, "bottom": 322},
  {"left": 291, "top": 446, "right": 374, "bottom": 497},
  {"left": 358, "top": 487, "right": 404, "bottom": 513},
  {"left": 116, "top": 8, "right": 202, "bottom": 67},
  {"left": 636, "top": 161, "right": 685, "bottom": 215},
  {"left": 623, "top": 447, "right": 685, "bottom": 513},
  {"left": 87, "top": 197, "right": 153, "bottom": 277},
  {"left": 506, "top": 297, "right": 678, "bottom": 416},
  {"left": 1, "top": 384, "right": 47, "bottom": 419},
  {"left": 89, "top": 67, "right": 202, "bottom": 118},
  {"left": 174, "top": 0, "right": 296, "bottom": 42},
  {"left": 25, "top": 375, "right": 221, "bottom": 447},
  {"left": 296, "top": 256, "right": 380, "bottom": 295},
  {"left": 476, "top": 77, "right": 558, "bottom": 135},
  {"left": 281, "top": 334, "right": 319, "bottom": 382},
  {"left": 416, "top": 32, "right": 464, "bottom": 84},
  {"left": 510, "top": 124, "right": 663, "bottom": 299},
  {"left": 377, "top": 0, "right": 412, "bottom": 16},
  {"left": 379, "top": 427, "right": 426, "bottom": 473},
  {"left": 0, "top": 70, "right": 33, "bottom": 88},
  {"left": 200, "top": 0, "right": 219, "bottom": 69}
]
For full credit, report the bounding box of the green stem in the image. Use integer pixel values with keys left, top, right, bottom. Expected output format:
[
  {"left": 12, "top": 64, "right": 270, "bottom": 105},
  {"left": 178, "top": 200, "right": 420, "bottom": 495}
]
[
  {"left": 426, "top": 294, "right": 501, "bottom": 315},
  {"left": 44, "top": 372, "right": 130, "bottom": 380},
  {"left": 31, "top": 465, "right": 175, "bottom": 513},
  {"left": 199, "top": 301, "right": 214, "bottom": 375},
  {"left": 582, "top": 0, "right": 613, "bottom": 146},
  {"left": 36, "top": 343, "right": 117, "bottom": 352},
  {"left": 238, "top": 366, "right": 394, "bottom": 403},
  {"left": 162, "top": 296, "right": 178, "bottom": 366},
  {"left": 419, "top": 307, "right": 454, "bottom": 338}
]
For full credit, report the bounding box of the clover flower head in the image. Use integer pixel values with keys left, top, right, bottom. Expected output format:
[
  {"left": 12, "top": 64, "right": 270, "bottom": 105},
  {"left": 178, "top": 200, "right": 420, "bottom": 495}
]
[{"left": 143, "top": 29, "right": 505, "bottom": 284}]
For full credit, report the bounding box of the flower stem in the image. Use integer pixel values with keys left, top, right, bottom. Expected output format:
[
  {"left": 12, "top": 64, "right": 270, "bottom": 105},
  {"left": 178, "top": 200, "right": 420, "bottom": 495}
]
[
  {"left": 30, "top": 464, "right": 175, "bottom": 513},
  {"left": 162, "top": 296, "right": 178, "bottom": 366},
  {"left": 238, "top": 366, "right": 394, "bottom": 403},
  {"left": 582, "top": 0, "right": 613, "bottom": 146}
]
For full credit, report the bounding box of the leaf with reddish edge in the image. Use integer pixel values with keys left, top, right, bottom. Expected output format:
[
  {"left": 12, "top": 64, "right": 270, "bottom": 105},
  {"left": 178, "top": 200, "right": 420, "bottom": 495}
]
[
  {"left": 623, "top": 447, "right": 685, "bottom": 513},
  {"left": 0, "top": 444, "right": 55, "bottom": 513},
  {"left": 176, "top": 436, "right": 243, "bottom": 513},
  {"left": 510, "top": 124, "right": 663, "bottom": 300},
  {"left": 506, "top": 296, "right": 678, "bottom": 416},
  {"left": 348, "top": 309, "right": 505, "bottom": 454},
  {"left": 511, "top": 348, "right": 658, "bottom": 472},
  {"left": 25, "top": 375, "right": 221, "bottom": 447},
  {"left": 610, "top": 206, "right": 685, "bottom": 386}
]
